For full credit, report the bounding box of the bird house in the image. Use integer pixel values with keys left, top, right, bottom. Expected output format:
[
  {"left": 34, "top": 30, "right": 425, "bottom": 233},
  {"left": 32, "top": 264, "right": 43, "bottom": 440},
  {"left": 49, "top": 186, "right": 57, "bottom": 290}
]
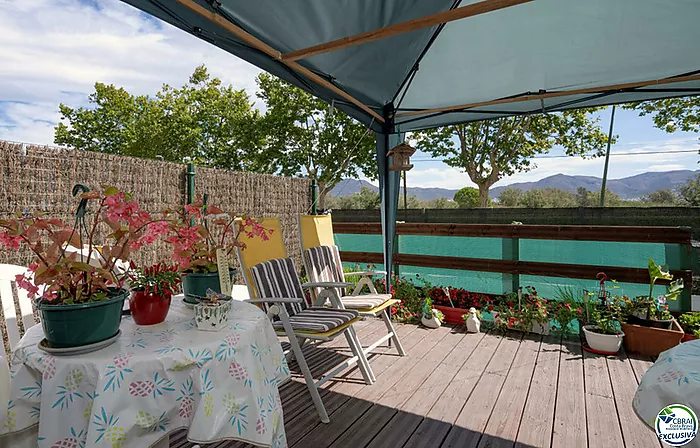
[{"left": 387, "top": 142, "right": 416, "bottom": 171}]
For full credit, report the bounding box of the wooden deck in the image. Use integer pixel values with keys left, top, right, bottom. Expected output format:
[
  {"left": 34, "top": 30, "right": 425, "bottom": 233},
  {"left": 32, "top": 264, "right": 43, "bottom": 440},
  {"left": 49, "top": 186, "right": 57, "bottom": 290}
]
[{"left": 171, "top": 317, "right": 661, "bottom": 448}]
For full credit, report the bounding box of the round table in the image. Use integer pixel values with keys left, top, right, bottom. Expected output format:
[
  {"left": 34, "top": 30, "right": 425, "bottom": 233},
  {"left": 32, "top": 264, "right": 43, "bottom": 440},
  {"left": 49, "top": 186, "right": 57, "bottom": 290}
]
[
  {"left": 1, "top": 297, "right": 290, "bottom": 448},
  {"left": 633, "top": 340, "right": 700, "bottom": 443}
]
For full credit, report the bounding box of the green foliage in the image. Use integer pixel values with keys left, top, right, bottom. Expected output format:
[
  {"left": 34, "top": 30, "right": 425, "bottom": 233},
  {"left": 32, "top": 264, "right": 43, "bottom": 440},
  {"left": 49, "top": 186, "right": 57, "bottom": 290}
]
[
  {"left": 588, "top": 296, "right": 625, "bottom": 335},
  {"left": 453, "top": 187, "right": 481, "bottom": 208},
  {"left": 255, "top": 73, "right": 375, "bottom": 209},
  {"left": 643, "top": 189, "right": 679, "bottom": 205},
  {"left": 552, "top": 286, "right": 585, "bottom": 334},
  {"left": 55, "top": 66, "right": 263, "bottom": 170},
  {"left": 519, "top": 189, "right": 547, "bottom": 208},
  {"left": 575, "top": 187, "right": 623, "bottom": 207},
  {"left": 678, "top": 312, "right": 700, "bottom": 337},
  {"left": 624, "top": 97, "right": 700, "bottom": 135},
  {"left": 678, "top": 175, "right": 700, "bottom": 206},
  {"left": 325, "top": 187, "right": 380, "bottom": 210},
  {"left": 413, "top": 109, "right": 612, "bottom": 206},
  {"left": 497, "top": 187, "right": 522, "bottom": 207}
]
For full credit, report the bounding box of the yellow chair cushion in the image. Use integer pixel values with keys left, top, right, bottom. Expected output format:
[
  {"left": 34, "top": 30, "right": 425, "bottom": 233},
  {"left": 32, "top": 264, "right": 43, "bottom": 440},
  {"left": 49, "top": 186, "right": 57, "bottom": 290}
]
[
  {"left": 299, "top": 214, "right": 335, "bottom": 251},
  {"left": 235, "top": 217, "right": 286, "bottom": 298}
]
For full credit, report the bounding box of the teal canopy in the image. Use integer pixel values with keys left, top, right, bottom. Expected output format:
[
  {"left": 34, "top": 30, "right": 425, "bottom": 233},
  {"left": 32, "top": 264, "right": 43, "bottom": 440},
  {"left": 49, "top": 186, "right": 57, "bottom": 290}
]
[{"left": 120, "top": 0, "right": 700, "bottom": 280}]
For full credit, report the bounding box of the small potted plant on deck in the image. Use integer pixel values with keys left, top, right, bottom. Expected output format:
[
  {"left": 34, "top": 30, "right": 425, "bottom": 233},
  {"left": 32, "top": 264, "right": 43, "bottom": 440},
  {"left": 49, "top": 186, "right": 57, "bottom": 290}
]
[
  {"left": 166, "top": 197, "right": 270, "bottom": 304},
  {"left": 582, "top": 297, "right": 625, "bottom": 354},
  {"left": 621, "top": 258, "right": 684, "bottom": 357},
  {"left": 127, "top": 262, "right": 181, "bottom": 325},
  {"left": 0, "top": 185, "right": 168, "bottom": 348},
  {"left": 420, "top": 297, "right": 444, "bottom": 329}
]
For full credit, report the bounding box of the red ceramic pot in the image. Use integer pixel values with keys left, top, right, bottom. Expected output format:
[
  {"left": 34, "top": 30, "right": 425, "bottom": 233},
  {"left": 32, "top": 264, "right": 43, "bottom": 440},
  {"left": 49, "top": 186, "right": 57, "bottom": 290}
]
[
  {"left": 130, "top": 290, "right": 171, "bottom": 325},
  {"left": 433, "top": 305, "right": 471, "bottom": 325}
]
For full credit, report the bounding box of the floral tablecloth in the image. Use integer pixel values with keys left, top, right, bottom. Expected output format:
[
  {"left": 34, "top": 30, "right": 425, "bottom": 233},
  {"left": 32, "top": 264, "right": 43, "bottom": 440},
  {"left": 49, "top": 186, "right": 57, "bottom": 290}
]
[
  {"left": 633, "top": 340, "right": 700, "bottom": 440},
  {"left": 0, "top": 297, "right": 290, "bottom": 448}
]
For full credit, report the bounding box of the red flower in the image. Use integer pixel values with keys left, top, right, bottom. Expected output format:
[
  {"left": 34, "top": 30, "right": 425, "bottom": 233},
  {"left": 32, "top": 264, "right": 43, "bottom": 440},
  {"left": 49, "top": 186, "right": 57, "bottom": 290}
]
[{"left": 488, "top": 305, "right": 494, "bottom": 312}]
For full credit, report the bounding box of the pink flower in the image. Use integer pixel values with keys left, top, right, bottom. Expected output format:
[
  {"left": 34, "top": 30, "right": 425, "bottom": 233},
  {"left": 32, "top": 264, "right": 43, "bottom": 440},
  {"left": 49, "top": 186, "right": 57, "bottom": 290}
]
[
  {"left": 0, "top": 232, "right": 22, "bottom": 250},
  {"left": 15, "top": 273, "right": 39, "bottom": 298}
]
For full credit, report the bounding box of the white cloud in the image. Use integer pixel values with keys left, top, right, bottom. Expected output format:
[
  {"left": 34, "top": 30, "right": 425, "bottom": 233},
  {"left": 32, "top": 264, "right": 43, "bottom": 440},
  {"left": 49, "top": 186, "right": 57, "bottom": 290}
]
[{"left": 0, "top": 0, "right": 260, "bottom": 144}]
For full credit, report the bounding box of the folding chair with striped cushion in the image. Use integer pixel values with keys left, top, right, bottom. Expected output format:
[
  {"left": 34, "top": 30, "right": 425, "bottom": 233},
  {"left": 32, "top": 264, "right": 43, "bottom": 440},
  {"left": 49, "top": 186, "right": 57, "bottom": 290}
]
[
  {"left": 304, "top": 245, "right": 406, "bottom": 358},
  {"left": 248, "top": 257, "right": 375, "bottom": 423}
]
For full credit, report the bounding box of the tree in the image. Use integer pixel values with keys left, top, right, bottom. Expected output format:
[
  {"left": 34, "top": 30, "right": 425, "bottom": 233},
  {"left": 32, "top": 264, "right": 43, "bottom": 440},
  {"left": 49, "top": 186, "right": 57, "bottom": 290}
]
[
  {"left": 678, "top": 175, "right": 700, "bottom": 206},
  {"left": 576, "top": 187, "right": 623, "bottom": 207},
  {"left": 256, "top": 73, "right": 376, "bottom": 209},
  {"left": 624, "top": 97, "right": 699, "bottom": 136},
  {"left": 55, "top": 65, "right": 263, "bottom": 170},
  {"left": 643, "top": 189, "right": 679, "bottom": 205},
  {"left": 539, "top": 188, "right": 577, "bottom": 208},
  {"left": 497, "top": 187, "right": 522, "bottom": 207},
  {"left": 425, "top": 197, "right": 458, "bottom": 209},
  {"left": 413, "top": 110, "right": 612, "bottom": 206},
  {"left": 453, "top": 187, "right": 481, "bottom": 208},
  {"left": 325, "top": 187, "right": 380, "bottom": 210},
  {"left": 520, "top": 189, "right": 547, "bottom": 208}
]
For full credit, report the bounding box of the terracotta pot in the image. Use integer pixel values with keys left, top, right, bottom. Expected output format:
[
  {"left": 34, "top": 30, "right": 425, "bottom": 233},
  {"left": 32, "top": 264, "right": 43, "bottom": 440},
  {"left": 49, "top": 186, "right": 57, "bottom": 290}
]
[
  {"left": 681, "top": 333, "right": 697, "bottom": 343},
  {"left": 129, "top": 290, "right": 171, "bottom": 326},
  {"left": 433, "top": 305, "right": 470, "bottom": 325},
  {"left": 621, "top": 318, "right": 683, "bottom": 357}
]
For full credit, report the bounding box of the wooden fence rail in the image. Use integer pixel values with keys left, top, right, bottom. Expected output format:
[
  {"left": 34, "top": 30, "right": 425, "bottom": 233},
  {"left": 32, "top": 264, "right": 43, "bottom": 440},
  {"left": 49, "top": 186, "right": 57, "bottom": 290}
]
[{"left": 334, "top": 222, "right": 693, "bottom": 310}]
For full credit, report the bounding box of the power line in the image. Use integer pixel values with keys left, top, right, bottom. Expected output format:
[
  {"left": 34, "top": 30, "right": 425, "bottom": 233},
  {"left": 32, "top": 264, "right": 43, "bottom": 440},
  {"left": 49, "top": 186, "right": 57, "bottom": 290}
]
[{"left": 411, "top": 148, "right": 699, "bottom": 162}]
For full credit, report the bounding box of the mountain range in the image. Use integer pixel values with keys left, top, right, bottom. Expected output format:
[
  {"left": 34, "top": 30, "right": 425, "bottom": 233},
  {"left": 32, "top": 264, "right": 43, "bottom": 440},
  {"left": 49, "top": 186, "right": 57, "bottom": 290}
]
[{"left": 330, "top": 170, "right": 700, "bottom": 201}]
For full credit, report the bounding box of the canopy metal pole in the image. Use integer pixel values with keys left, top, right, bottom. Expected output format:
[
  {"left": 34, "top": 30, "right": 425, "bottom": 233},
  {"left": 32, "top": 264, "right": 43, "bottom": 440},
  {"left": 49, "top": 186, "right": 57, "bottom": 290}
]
[{"left": 599, "top": 105, "right": 616, "bottom": 207}]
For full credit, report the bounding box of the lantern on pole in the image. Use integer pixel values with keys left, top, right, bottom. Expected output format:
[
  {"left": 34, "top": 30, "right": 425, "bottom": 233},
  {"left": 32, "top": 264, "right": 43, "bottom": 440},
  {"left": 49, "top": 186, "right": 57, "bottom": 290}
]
[{"left": 387, "top": 142, "right": 416, "bottom": 171}]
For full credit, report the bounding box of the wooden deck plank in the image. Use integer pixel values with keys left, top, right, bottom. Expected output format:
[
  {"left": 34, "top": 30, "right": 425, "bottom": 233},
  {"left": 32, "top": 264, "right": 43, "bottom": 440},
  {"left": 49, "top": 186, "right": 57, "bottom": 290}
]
[
  {"left": 515, "top": 335, "right": 562, "bottom": 448},
  {"left": 402, "top": 331, "right": 485, "bottom": 416},
  {"left": 583, "top": 349, "right": 625, "bottom": 448},
  {"left": 352, "top": 326, "right": 453, "bottom": 402},
  {"left": 403, "top": 417, "right": 452, "bottom": 448},
  {"left": 552, "top": 340, "right": 587, "bottom": 448},
  {"left": 627, "top": 354, "right": 654, "bottom": 384},
  {"left": 607, "top": 351, "right": 661, "bottom": 448},
  {"left": 427, "top": 332, "right": 499, "bottom": 424},
  {"left": 478, "top": 334, "right": 541, "bottom": 448},
  {"left": 290, "top": 395, "right": 372, "bottom": 448},
  {"left": 443, "top": 332, "right": 522, "bottom": 448},
  {"left": 364, "top": 410, "right": 423, "bottom": 448},
  {"left": 327, "top": 404, "right": 397, "bottom": 448},
  {"left": 376, "top": 329, "right": 465, "bottom": 408}
]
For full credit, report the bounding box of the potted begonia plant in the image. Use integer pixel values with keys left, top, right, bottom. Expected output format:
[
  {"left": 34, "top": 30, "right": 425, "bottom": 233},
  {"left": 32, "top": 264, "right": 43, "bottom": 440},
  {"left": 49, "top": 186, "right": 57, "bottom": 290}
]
[
  {"left": 165, "top": 197, "right": 270, "bottom": 304},
  {"left": 582, "top": 296, "right": 625, "bottom": 353},
  {"left": 127, "top": 262, "right": 181, "bottom": 325},
  {"left": 0, "top": 185, "right": 169, "bottom": 348}
]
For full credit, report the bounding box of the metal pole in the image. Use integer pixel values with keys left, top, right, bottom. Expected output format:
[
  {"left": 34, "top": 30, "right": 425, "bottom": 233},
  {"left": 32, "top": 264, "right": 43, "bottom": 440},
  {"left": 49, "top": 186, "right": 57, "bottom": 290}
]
[
  {"left": 311, "top": 178, "right": 318, "bottom": 214},
  {"left": 187, "top": 162, "right": 195, "bottom": 226},
  {"left": 402, "top": 171, "right": 408, "bottom": 221},
  {"left": 599, "top": 105, "right": 616, "bottom": 207}
]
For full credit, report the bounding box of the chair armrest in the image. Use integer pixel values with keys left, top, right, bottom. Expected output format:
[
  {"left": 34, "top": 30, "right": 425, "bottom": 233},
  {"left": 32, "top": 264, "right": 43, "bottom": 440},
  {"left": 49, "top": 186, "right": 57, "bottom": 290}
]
[
  {"left": 244, "top": 297, "right": 303, "bottom": 304},
  {"left": 301, "top": 281, "right": 353, "bottom": 289},
  {"left": 344, "top": 271, "right": 386, "bottom": 277}
]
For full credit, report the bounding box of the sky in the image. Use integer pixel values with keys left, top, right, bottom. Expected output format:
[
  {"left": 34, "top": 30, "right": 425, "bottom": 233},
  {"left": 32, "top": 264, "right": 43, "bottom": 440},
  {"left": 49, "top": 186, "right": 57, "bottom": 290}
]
[{"left": 1, "top": 0, "right": 698, "bottom": 190}]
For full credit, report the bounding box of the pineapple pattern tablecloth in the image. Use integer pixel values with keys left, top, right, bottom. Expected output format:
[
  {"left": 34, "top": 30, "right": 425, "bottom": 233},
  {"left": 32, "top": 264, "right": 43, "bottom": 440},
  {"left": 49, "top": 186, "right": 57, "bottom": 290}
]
[
  {"left": 633, "top": 340, "right": 700, "bottom": 431},
  {"left": 0, "top": 297, "right": 290, "bottom": 448}
]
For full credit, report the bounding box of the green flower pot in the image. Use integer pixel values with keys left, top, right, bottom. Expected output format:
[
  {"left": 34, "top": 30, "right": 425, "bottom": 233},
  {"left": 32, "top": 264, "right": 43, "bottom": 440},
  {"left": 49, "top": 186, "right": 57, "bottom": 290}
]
[
  {"left": 37, "top": 289, "right": 128, "bottom": 348},
  {"left": 182, "top": 269, "right": 237, "bottom": 304}
]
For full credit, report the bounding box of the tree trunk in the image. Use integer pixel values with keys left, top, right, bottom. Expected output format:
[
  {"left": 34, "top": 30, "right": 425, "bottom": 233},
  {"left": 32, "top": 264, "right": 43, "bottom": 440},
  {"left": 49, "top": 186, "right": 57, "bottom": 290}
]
[
  {"left": 317, "top": 185, "right": 328, "bottom": 210},
  {"left": 478, "top": 184, "right": 490, "bottom": 207}
]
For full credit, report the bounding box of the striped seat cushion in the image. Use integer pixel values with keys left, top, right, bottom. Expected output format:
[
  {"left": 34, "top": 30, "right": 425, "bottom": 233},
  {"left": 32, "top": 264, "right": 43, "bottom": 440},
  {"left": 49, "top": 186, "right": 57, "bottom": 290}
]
[
  {"left": 273, "top": 307, "right": 359, "bottom": 333},
  {"left": 341, "top": 294, "right": 392, "bottom": 310},
  {"left": 304, "top": 245, "right": 346, "bottom": 304},
  {"left": 250, "top": 257, "right": 305, "bottom": 317}
]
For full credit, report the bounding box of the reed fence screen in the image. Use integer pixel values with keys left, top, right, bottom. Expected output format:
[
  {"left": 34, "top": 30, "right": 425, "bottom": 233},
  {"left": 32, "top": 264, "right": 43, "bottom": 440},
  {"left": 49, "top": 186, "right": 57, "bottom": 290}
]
[{"left": 0, "top": 141, "right": 311, "bottom": 271}]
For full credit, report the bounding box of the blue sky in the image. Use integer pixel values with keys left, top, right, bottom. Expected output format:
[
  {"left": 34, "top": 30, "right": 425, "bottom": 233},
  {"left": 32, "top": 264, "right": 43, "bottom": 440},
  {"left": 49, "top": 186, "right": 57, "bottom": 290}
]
[{"left": 1, "top": 0, "right": 698, "bottom": 190}]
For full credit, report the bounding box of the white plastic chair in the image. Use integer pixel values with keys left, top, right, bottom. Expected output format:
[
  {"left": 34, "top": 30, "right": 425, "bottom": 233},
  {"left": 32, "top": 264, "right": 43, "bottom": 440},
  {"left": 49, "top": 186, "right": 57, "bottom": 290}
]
[{"left": 0, "top": 264, "right": 38, "bottom": 362}]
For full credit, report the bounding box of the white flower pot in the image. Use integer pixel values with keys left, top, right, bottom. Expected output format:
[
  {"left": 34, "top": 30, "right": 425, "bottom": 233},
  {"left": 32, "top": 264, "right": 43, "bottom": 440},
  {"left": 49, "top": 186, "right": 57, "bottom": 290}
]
[
  {"left": 421, "top": 314, "right": 441, "bottom": 329},
  {"left": 194, "top": 300, "right": 232, "bottom": 331},
  {"left": 583, "top": 325, "right": 624, "bottom": 353}
]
